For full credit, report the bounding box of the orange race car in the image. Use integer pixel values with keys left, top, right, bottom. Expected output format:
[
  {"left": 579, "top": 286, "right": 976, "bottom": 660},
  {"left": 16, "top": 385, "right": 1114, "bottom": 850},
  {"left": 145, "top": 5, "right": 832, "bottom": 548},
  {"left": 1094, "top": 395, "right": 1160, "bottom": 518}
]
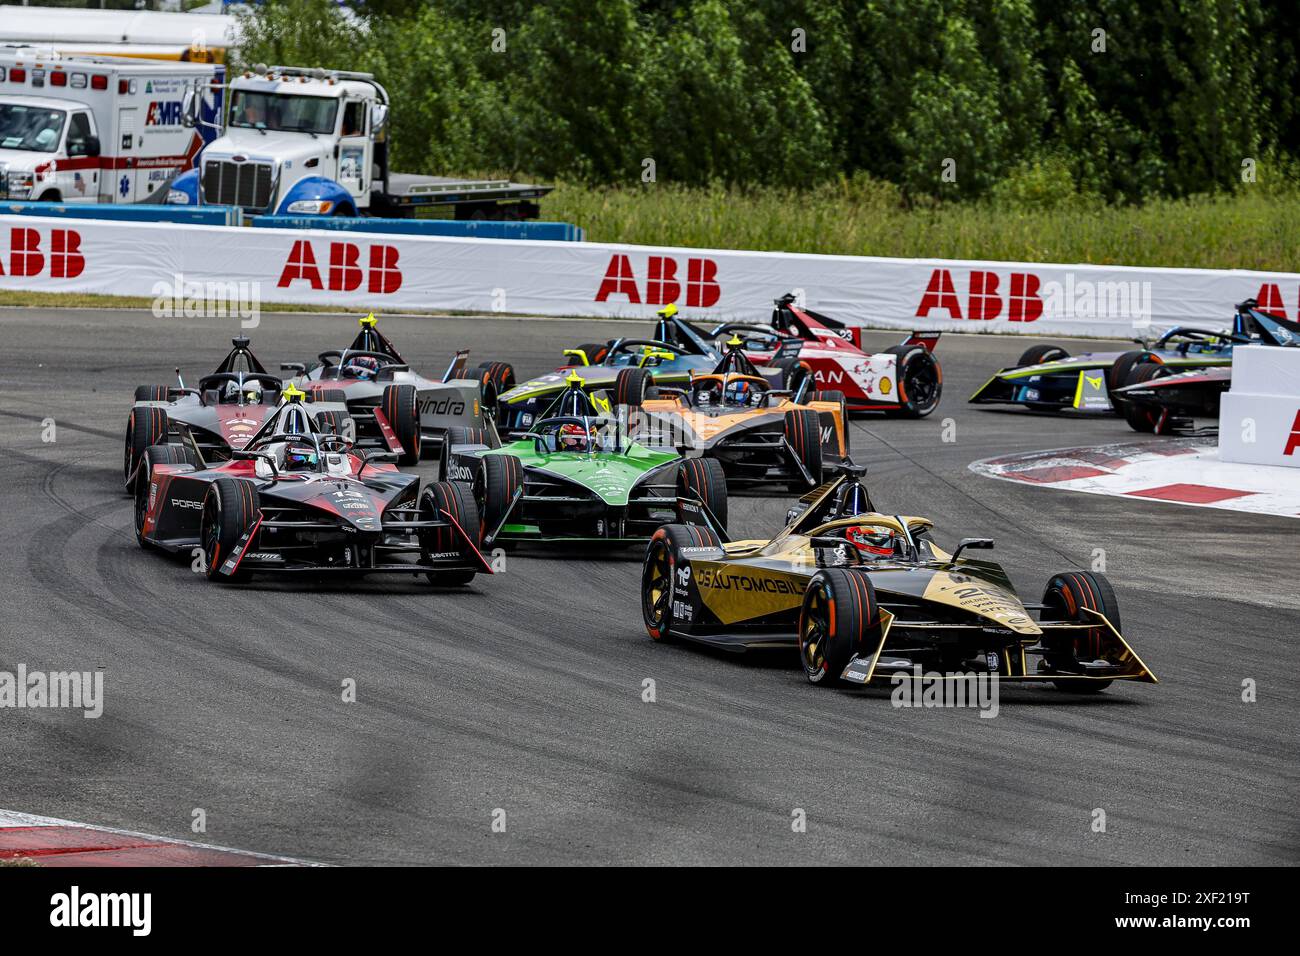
[{"left": 614, "top": 337, "right": 852, "bottom": 491}]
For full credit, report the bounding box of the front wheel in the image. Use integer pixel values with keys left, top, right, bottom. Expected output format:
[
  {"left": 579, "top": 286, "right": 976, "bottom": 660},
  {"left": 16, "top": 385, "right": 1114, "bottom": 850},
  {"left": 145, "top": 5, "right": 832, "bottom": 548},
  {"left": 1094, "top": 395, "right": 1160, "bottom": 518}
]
[
  {"left": 200, "top": 477, "right": 260, "bottom": 582},
  {"left": 124, "top": 405, "right": 169, "bottom": 494},
  {"left": 1040, "top": 570, "right": 1120, "bottom": 692},
  {"left": 1120, "top": 362, "right": 1171, "bottom": 433},
  {"left": 799, "top": 569, "right": 882, "bottom": 685},
  {"left": 474, "top": 454, "right": 524, "bottom": 543},
  {"left": 419, "top": 480, "right": 482, "bottom": 586}
]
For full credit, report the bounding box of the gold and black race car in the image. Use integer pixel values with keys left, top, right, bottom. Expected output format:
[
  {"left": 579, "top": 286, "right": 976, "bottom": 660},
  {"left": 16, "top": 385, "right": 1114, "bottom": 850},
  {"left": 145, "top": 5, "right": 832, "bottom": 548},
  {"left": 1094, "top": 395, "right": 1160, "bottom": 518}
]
[{"left": 640, "top": 472, "right": 1156, "bottom": 692}]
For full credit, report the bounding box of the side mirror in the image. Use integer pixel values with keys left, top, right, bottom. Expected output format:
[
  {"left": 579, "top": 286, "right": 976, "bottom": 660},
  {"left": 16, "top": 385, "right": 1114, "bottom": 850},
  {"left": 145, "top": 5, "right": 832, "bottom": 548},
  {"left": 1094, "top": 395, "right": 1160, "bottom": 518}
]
[
  {"left": 951, "top": 538, "right": 994, "bottom": 563},
  {"left": 280, "top": 362, "right": 306, "bottom": 374},
  {"left": 370, "top": 103, "right": 388, "bottom": 134},
  {"left": 181, "top": 90, "right": 197, "bottom": 129},
  {"left": 254, "top": 457, "right": 275, "bottom": 479}
]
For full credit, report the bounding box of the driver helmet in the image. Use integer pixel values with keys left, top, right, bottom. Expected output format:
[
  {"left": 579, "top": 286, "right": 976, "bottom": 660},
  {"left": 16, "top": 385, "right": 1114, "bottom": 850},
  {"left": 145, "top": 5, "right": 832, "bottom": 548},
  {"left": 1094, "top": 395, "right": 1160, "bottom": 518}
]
[
  {"left": 556, "top": 422, "right": 595, "bottom": 453},
  {"left": 222, "top": 379, "right": 262, "bottom": 403},
  {"left": 343, "top": 356, "right": 381, "bottom": 380},
  {"left": 844, "top": 525, "right": 902, "bottom": 559},
  {"left": 724, "top": 378, "right": 753, "bottom": 406},
  {"left": 282, "top": 442, "right": 319, "bottom": 472}
]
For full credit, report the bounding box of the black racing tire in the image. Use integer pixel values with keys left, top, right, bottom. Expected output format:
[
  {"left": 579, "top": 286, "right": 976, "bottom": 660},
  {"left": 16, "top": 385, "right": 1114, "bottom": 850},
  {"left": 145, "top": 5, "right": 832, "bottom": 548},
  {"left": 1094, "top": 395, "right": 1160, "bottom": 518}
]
[
  {"left": 883, "top": 345, "right": 942, "bottom": 418},
  {"left": 1120, "top": 362, "right": 1172, "bottom": 433},
  {"left": 569, "top": 343, "right": 608, "bottom": 366},
  {"left": 641, "top": 523, "right": 724, "bottom": 643},
  {"left": 1107, "top": 351, "right": 1159, "bottom": 411},
  {"left": 676, "top": 456, "right": 728, "bottom": 532},
  {"left": 614, "top": 367, "right": 651, "bottom": 408},
  {"left": 813, "top": 389, "right": 850, "bottom": 456},
  {"left": 124, "top": 405, "right": 170, "bottom": 494},
  {"left": 133, "top": 443, "right": 197, "bottom": 548},
  {"left": 313, "top": 409, "right": 352, "bottom": 438},
  {"left": 306, "top": 386, "right": 347, "bottom": 404},
  {"left": 476, "top": 361, "right": 516, "bottom": 397},
  {"left": 200, "top": 476, "right": 259, "bottom": 583},
  {"left": 474, "top": 453, "right": 524, "bottom": 543},
  {"left": 478, "top": 378, "right": 499, "bottom": 427},
  {"left": 382, "top": 383, "right": 421, "bottom": 465},
  {"left": 772, "top": 357, "right": 813, "bottom": 396},
  {"left": 441, "top": 425, "right": 500, "bottom": 481},
  {"left": 1041, "top": 570, "right": 1120, "bottom": 692},
  {"left": 419, "top": 480, "right": 481, "bottom": 586},
  {"left": 1016, "top": 344, "right": 1070, "bottom": 368},
  {"left": 134, "top": 384, "right": 169, "bottom": 402},
  {"left": 784, "top": 408, "right": 823, "bottom": 491},
  {"left": 799, "top": 568, "right": 882, "bottom": 685}
]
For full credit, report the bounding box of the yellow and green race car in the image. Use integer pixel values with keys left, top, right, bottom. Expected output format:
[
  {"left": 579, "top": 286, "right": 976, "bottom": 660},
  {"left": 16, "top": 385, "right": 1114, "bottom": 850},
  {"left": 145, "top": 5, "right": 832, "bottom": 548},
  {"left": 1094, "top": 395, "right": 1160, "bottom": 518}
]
[{"left": 641, "top": 472, "right": 1156, "bottom": 692}]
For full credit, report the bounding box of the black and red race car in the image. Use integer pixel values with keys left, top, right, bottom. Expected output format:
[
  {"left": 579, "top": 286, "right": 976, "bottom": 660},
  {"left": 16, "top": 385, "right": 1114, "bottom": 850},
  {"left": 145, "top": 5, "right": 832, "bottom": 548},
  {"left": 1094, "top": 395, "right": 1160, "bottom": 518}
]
[
  {"left": 134, "top": 385, "right": 492, "bottom": 585},
  {"left": 711, "top": 293, "right": 943, "bottom": 417},
  {"left": 123, "top": 336, "right": 350, "bottom": 494}
]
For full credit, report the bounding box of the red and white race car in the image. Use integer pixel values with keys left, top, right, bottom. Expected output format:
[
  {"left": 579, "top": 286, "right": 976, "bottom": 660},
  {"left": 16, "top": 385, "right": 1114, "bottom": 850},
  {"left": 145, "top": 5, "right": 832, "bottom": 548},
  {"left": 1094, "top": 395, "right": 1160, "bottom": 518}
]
[{"left": 712, "top": 294, "right": 943, "bottom": 417}]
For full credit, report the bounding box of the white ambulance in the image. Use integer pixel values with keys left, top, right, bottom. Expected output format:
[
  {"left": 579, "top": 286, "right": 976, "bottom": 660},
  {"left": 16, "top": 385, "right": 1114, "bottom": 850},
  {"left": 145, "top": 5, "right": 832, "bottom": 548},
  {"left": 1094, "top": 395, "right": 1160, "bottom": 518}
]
[{"left": 0, "top": 49, "right": 222, "bottom": 204}]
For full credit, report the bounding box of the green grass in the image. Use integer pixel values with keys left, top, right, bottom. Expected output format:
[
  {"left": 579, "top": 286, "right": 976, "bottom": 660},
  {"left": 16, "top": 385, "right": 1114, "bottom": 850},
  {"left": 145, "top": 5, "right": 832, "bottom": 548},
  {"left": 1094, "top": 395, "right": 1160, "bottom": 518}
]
[{"left": 546, "top": 181, "right": 1300, "bottom": 273}]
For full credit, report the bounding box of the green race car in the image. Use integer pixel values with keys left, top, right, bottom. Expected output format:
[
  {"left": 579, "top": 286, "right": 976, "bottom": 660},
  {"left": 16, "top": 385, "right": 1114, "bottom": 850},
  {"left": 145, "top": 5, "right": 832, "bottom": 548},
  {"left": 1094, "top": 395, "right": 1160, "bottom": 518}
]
[{"left": 440, "top": 376, "right": 728, "bottom": 546}]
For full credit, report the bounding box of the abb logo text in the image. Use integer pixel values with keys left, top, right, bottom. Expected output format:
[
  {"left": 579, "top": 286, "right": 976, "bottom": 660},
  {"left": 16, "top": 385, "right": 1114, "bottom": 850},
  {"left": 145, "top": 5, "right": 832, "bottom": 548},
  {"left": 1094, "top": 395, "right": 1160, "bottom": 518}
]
[
  {"left": 0, "top": 228, "right": 85, "bottom": 279},
  {"left": 278, "top": 240, "right": 402, "bottom": 294},
  {"left": 1285, "top": 410, "right": 1300, "bottom": 457},
  {"left": 595, "top": 254, "right": 720, "bottom": 307},
  {"left": 916, "top": 268, "right": 1043, "bottom": 322}
]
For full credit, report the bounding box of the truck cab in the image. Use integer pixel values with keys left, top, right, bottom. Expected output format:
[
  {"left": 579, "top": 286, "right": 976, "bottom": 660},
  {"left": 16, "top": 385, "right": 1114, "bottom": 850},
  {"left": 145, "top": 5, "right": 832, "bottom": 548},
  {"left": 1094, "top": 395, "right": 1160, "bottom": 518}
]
[
  {"left": 0, "top": 94, "right": 101, "bottom": 202},
  {"left": 182, "top": 65, "right": 381, "bottom": 216},
  {"left": 173, "top": 64, "right": 550, "bottom": 220}
]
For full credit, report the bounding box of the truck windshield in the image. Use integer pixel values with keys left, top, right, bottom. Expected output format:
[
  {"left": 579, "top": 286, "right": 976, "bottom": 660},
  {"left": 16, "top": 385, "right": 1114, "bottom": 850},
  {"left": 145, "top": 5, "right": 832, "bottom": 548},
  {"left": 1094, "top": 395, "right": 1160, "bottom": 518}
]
[
  {"left": 229, "top": 91, "right": 338, "bottom": 135},
  {"left": 0, "top": 104, "right": 66, "bottom": 152}
]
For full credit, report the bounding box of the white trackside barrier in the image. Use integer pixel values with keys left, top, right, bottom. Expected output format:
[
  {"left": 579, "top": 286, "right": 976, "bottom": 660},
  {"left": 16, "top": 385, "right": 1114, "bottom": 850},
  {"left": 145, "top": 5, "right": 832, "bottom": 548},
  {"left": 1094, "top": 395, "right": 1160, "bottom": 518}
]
[
  {"left": 1218, "top": 346, "right": 1300, "bottom": 469},
  {"left": 4, "top": 214, "right": 1300, "bottom": 336}
]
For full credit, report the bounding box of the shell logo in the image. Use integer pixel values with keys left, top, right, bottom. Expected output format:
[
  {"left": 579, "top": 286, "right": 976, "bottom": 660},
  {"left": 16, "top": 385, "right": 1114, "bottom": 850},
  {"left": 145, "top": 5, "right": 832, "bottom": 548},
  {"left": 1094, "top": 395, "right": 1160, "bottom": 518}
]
[{"left": 880, "top": 377, "right": 893, "bottom": 395}]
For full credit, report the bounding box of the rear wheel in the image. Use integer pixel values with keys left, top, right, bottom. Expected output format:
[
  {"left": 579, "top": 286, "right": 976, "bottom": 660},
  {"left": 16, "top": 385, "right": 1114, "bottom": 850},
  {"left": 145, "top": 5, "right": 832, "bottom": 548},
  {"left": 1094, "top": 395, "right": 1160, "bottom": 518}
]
[
  {"left": 1016, "top": 344, "right": 1069, "bottom": 368},
  {"left": 306, "top": 386, "right": 347, "bottom": 404},
  {"left": 1120, "top": 362, "right": 1171, "bottom": 433},
  {"left": 200, "top": 477, "right": 259, "bottom": 583},
  {"left": 312, "top": 409, "right": 353, "bottom": 439},
  {"left": 641, "top": 523, "right": 723, "bottom": 642},
  {"left": 134, "top": 444, "right": 195, "bottom": 548},
  {"left": 614, "top": 367, "right": 651, "bottom": 408},
  {"left": 476, "top": 361, "right": 516, "bottom": 397},
  {"left": 813, "top": 389, "right": 849, "bottom": 456},
  {"left": 474, "top": 454, "right": 524, "bottom": 542},
  {"left": 799, "top": 568, "right": 882, "bottom": 685},
  {"left": 134, "top": 384, "right": 169, "bottom": 402},
  {"left": 784, "top": 408, "right": 823, "bottom": 491},
  {"left": 124, "top": 405, "right": 170, "bottom": 494},
  {"left": 772, "top": 357, "right": 813, "bottom": 397},
  {"left": 676, "top": 457, "right": 728, "bottom": 532},
  {"left": 419, "top": 480, "right": 481, "bottom": 585},
  {"left": 382, "top": 383, "right": 421, "bottom": 465},
  {"left": 884, "top": 345, "right": 942, "bottom": 418},
  {"left": 1041, "top": 570, "right": 1120, "bottom": 692},
  {"left": 568, "top": 343, "right": 608, "bottom": 366},
  {"left": 441, "top": 425, "right": 500, "bottom": 481}
]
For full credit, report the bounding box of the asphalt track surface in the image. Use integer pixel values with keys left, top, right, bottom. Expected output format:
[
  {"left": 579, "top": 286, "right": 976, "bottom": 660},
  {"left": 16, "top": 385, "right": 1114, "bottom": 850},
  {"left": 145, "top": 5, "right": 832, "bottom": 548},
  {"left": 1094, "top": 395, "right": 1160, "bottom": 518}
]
[{"left": 2, "top": 307, "right": 1296, "bottom": 866}]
